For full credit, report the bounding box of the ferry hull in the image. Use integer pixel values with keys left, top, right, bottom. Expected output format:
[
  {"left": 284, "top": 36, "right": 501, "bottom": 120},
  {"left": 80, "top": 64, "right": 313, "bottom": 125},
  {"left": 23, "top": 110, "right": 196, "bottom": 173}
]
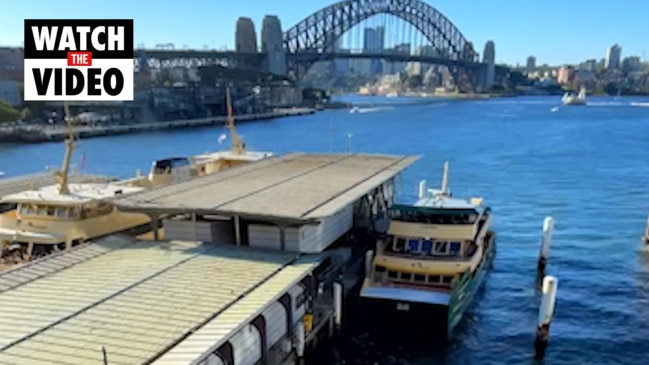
[
  {"left": 360, "top": 234, "right": 496, "bottom": 339},
  {"left": 359, "top": 294, "right": 450, "bottom": 339}
]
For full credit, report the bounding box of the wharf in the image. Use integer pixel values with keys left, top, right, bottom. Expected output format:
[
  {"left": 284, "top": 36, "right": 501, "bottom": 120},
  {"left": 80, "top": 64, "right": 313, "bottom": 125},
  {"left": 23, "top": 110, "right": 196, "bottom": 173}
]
[
  {"left": 0, "top": 235, "right": 322, "bottom": 365},
  {"left": 111, "top": 152, "right": 418, "bottom": 222},
  {"left": 0, "top": 108, "right": 315, "bottom": 144},
  {"left": 0, "top": 172, "right": 114, "bottom": 198}
]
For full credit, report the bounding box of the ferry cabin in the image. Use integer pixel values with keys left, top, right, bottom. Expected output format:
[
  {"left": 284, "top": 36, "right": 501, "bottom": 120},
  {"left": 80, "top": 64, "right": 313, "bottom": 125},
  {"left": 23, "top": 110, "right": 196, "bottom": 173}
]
[
  {"left": 364, "top": 196, "right": 493, "bottom": 308},
  {"left": 0, "top": 183, "right": 149, "bottom": 261}
]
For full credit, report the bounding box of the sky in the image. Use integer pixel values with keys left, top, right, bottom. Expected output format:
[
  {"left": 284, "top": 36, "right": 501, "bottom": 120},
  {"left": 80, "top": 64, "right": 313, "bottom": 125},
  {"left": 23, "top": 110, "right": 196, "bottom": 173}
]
[{"left": 2, "top": 0, "right": 647, "bottom": 66}]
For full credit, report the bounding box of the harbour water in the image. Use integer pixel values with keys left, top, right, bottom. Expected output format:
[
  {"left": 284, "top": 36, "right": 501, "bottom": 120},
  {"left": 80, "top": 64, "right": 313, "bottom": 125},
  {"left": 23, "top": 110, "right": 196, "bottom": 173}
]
[{"left": 2, "top": 96, "right": 649, "bottom": 365}]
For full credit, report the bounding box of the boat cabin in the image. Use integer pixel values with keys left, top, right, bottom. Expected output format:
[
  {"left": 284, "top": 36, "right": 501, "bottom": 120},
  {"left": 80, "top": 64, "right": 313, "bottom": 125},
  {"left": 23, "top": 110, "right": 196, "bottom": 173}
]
[
  {"left": 0, "top": 183, "right": 147, "bottom": 261},
  {"left": 369, "top": 195, "right": 492, "bottom": 291}
]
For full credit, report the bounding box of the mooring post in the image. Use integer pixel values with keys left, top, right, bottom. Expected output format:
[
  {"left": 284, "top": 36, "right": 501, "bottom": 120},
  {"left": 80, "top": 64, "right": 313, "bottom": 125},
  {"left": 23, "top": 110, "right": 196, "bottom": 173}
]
[
  {"left": 333, "top": 282, "right": 343, "bottom": 330},
  {"left": 538, "top": 216, "right": 554, "bottom": 277},
  {"left": 365, "top": 250, "right": 374, "bottom": 278},
  {"left": 295, "top": 319, "right": 306, "bottom": 362},
  {"left": 534, "top": 275, "right": 558, "bottom": 360}
]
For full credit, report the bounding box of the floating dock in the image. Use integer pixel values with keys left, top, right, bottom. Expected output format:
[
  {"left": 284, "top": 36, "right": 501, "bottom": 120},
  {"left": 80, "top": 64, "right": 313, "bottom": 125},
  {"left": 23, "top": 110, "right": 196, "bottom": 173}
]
[{"left": 0, "top": 152, "right": 420, "bottom": 364}]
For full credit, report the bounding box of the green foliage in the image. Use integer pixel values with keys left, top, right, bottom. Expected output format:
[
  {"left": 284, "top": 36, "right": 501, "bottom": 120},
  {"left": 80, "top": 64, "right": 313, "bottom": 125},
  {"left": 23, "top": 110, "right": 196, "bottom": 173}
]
[{"left": 0, "top": 98, "right": 22, "bottom": 122}]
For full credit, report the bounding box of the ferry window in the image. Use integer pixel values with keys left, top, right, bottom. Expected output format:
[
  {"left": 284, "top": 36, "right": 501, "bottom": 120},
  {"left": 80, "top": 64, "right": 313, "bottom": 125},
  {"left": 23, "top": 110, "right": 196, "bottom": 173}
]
[
  {"left": 414, "top": 274, "right": 426, "bottom": 282},
  {"left": 429, "top": 275, "right": 441, "bottom": 283},
  {"left": 46, "top": 206, "right": 55, "bottom": 216},
  {"left": 450, "top": 242, "right": 462, "bottom": 256},
  {"left": 36, "top": 205, "right": 47, "bottom": 216},
  {"left": 68, "top": 207, "right": 79, "bottom": 218},
  {"left": 442, "top": 276, "right": 453, "bottom": 284},
  {"left": 388, "top": 271, "right": 398, "bottom": 279},
  {"left": 375, "top": 265, "right": 386, "bottom": 272},
  {"left": 421, "top": 240, "right": 433, "bottom": 254},
  {"left": 392, "top": 237, "right": 405, "bottom": 253},
  {"left": 434, "top": 242, "right": 448, "bottom": 255},
  {"left": 406, "top": 239, "right": 420, "bottom": 253},
  {"left": 401, "top": 272, "right": 412, "bottom": 281},
  {"left": 55, "top": 207, "right": 68, "bottom": 218}
]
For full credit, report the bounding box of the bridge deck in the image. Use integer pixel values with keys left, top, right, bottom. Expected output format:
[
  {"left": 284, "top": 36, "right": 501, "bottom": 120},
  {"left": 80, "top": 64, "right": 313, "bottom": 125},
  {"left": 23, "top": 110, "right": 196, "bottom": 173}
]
[
  {"left": 111, "top": 152, "right": 419, "bottom": 222},
  {"left": 0, "top": 235, "right": 303, "bottom": 365}
]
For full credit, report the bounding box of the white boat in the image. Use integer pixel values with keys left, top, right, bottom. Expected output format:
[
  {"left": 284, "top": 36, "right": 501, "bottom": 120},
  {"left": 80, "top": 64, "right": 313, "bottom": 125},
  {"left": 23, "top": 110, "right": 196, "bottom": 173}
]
[
  {"left": 562, "top": 87, "right": 587, "bottom": 105},
  {"left": 350, "top": 106, "right": 360, "bottom": 114}
]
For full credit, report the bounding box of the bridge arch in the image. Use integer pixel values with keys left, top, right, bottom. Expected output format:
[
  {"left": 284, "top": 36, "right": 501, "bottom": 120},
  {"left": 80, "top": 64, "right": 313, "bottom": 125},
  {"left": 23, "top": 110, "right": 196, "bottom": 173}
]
[{"left": 284, "top": 0, "right": 478, "bottom": 63}]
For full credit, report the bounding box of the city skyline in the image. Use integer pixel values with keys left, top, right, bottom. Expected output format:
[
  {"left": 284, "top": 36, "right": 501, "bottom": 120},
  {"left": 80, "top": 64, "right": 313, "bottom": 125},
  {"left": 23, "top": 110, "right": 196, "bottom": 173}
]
[{"left": 1, "top": 0, "right": 647, "bottom": 66}]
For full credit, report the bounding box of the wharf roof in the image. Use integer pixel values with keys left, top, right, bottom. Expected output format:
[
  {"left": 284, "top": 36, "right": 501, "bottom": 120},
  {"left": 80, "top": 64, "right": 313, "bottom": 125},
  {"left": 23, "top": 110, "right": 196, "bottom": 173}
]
[
  {"left": 0, "top": 173, "right": 114, "bottom": 199},
  {"left": 111, "top": 152, "right": 419, "bottom": 222},
  {"left": 0, "top": 235, "right": 315, "bottom": 365}
]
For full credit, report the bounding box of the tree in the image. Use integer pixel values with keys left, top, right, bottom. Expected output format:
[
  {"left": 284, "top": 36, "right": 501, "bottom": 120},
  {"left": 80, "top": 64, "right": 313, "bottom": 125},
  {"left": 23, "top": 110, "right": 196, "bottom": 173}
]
[
  {"left": 604, "top": 82, "right": 618, "bottom": 96},
  {"left": 0, "top": 99, "right": 22, "bottom": 122}
]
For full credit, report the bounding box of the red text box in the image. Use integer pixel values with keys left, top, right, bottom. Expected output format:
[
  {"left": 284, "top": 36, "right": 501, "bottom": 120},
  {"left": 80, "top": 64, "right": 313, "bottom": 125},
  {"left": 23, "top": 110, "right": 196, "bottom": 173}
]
[{"left": 67, "top": 52, "right": 92, "bottom": 66}]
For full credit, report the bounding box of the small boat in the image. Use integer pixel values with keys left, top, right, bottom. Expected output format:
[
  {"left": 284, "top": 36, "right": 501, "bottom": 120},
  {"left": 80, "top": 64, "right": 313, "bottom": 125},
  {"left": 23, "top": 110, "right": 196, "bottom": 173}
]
[
  {"left": 562, "top": 87, "right": 587, "bottom": 106},
  {"left": 360, "top": 161, "right": 496, "bottom": 339},
  {"left": 350, "top": 106, "right": 360, "bottom": 114}
]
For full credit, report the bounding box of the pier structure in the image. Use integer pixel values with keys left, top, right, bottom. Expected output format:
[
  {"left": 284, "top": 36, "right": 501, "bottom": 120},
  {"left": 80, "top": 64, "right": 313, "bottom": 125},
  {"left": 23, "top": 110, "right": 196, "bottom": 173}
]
[{"left": 0, "top": 152, "right": 419, "bottom": 365}]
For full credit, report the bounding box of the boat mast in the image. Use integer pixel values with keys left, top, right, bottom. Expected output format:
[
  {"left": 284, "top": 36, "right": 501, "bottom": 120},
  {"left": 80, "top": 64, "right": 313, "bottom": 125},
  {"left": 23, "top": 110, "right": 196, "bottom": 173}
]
[
  {"left": 225, "top": 88, "right": 244, "bottom": 155},
  {"left": 440, "top": 161, "right": 449, "bottom": 196},
  {"left": 55, "top": 101, "right": 75, "bottom": 195}
]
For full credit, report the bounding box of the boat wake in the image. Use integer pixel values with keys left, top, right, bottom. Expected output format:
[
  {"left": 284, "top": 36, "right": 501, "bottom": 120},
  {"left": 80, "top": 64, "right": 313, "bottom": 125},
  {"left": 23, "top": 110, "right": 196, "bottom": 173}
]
[
  {"left": 631, "top": 102, "right": 649, "bottom": 108},
  {"left": 349, "top": 106, "right": 394, "bottom": 114}
]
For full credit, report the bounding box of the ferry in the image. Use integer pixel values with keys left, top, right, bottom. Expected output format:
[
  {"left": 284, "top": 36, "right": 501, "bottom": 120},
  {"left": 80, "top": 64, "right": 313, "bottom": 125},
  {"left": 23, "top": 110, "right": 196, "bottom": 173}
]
[
  {"left": 190, "top": 88, "right": 272, "bottom": 175},
  {"left": 0, "top": 102, "right": 182, "bottom": 266},
  {"left": 360, "top": 161, "right": 496, "bottom": 338},
  {"left": 562, "top": 87, "right": 587, "bottom": 106}
]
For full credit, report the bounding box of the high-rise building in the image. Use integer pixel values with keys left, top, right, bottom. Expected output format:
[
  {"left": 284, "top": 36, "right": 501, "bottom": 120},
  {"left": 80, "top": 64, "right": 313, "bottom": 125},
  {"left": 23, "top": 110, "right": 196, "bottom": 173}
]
[
  {"left": 605, "top": 44, "right": 622, "bottom": 70},
  {"left": 261, "top": 15, "right": 286, "bottom": 76},
  {"left": 526, "top": 56, "right": 536, "bottom": 73},
  {"left": 362, "top": 27, "right": 385, "bottom": 75},
  {"left": 482, "top": 41, "right": 495, "bottom": 89},
  {"left": 235, "top": 17, "right": 258, "bottom": 53}
]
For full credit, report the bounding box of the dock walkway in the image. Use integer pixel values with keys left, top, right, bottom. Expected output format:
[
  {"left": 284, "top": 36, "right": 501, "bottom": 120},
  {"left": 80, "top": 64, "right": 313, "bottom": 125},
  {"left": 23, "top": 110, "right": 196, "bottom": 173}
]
[{"left": 0, "top": 235, "right": 318, "bottom": 365}]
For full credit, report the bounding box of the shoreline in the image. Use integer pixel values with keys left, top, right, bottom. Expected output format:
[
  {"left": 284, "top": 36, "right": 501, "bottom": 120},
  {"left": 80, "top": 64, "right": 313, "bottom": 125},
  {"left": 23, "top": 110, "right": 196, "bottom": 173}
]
[{"left": 0, "top": 108, "right": 315, "bottom": 144}]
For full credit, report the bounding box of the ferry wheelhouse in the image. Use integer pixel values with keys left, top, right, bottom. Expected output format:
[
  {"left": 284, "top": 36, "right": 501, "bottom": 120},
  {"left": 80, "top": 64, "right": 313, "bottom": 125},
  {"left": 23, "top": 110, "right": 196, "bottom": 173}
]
[{"left": 360, "top": 162, "right": 496, "bottom": 338}]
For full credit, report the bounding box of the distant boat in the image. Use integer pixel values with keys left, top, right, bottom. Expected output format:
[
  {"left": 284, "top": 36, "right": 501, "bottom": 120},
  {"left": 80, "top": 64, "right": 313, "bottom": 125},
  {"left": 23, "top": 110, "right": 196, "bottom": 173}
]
[
  {"left": 562, "top": 87, "right": 587, "bottom": 106},
  {"left": 350, "top": 106, "right": 360, "bottom": 114}
]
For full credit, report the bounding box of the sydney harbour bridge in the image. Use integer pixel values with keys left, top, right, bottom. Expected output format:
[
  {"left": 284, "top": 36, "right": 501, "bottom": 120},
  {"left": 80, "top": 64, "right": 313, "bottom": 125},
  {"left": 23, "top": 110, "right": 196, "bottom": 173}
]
[{"left": 136, "top": 0, "right": 496, "bottom": 93}]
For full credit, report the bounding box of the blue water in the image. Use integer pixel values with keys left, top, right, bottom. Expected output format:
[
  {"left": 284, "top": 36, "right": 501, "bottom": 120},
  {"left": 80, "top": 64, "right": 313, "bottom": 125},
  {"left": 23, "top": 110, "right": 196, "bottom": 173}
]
[{"left": 2, "top": 96, "right": 649, "bottom": 364}]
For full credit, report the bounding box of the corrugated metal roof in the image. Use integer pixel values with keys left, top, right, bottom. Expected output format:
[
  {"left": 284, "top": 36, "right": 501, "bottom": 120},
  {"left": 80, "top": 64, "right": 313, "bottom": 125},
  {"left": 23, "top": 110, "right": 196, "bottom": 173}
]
[
  {"left": 0, "top": 235, "right": 133, "bottom": 294},
  {"left": 111, "top": 153, "right": 419, "bottom": 221},
  {"left": 152, "top": 255, "right": 321, "bottom": 365},
  {"left": 0, "top": 172, "right": 115, "bottom": 198},
  {"left": 0, "top": 237, "right": 298, "bottom": 365}
]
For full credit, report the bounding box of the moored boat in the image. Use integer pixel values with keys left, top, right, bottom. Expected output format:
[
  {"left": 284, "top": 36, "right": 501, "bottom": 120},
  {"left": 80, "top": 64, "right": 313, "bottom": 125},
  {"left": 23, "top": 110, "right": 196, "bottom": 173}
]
[
  {"left": 562, "top": 87, "right": 587, "bottom": 106},
  {"left": 359, "top": 161, "right": 496, "bottom": 338}
]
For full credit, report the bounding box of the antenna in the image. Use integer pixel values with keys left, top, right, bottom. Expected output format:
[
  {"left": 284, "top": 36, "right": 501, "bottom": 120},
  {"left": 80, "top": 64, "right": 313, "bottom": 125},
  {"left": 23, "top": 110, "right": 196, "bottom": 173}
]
[
  {"left": 225, "top": 88, "right": 244, "bottom": 155},
  {"left": 55, "top": 101, "right": 75, "bottom": 195},
  {"left": 440, "top": 161, "right": 449, "bottom": 195}
]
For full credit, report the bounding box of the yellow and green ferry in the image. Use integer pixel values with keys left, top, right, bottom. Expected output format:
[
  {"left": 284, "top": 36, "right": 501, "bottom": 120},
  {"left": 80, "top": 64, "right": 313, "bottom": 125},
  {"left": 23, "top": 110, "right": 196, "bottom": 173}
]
[{"left": 360, "top": 161, "right": 496, "bottom": 338}]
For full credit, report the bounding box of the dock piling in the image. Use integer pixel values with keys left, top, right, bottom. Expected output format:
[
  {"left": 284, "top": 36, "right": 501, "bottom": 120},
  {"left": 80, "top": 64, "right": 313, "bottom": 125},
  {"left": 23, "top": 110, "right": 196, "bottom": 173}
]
[
  {"left": 295, "top": 319, "right": 306, "bottom": 359},
  {"left": 537, "top": 216, "right": 554, "bottom": 277},
  {"left": 333, "top": 282, "right": 343, "bottom": 329},
  {"left": 365, "top": 250, "right": 374, "bottom": 278},
  {"left": 534, "top": 275, "right": 558, "bottom": 360}
]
